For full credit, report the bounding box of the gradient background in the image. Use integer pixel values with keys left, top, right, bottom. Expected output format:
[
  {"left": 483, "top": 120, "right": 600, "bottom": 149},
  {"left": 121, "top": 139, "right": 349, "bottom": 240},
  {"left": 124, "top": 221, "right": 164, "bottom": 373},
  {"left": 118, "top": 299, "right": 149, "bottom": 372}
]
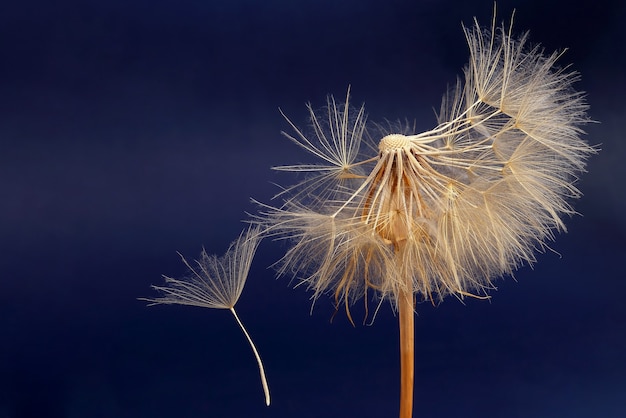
[{"left": 1, "top": 0, "right": 624, "bottom": 417}]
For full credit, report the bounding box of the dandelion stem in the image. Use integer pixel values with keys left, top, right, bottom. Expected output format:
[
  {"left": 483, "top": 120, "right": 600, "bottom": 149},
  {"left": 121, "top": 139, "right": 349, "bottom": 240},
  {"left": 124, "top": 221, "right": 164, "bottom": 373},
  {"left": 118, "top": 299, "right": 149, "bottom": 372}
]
[
  {"left": 398, "top": 283, "right": 415, "bottom": 418},
  {"left": 229, "top": 307, "right": 271, "bottom": 406},
  {"left": 396, "top": 239, "right": 415, "bottom": 417}
]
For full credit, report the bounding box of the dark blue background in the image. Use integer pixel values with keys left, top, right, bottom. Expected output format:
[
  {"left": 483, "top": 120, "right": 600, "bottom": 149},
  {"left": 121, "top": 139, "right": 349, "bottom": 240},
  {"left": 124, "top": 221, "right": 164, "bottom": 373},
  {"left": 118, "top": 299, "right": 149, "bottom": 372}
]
[{"left": 1, "top": 0, "right": 624, "bottom": 417}]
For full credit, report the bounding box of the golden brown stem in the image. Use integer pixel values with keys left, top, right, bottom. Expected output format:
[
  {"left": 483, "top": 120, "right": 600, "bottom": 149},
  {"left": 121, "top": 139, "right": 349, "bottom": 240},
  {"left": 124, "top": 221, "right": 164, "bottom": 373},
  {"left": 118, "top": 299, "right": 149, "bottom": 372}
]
[{"left": 398, "top": 282, "right": 415, "bottom": 418}]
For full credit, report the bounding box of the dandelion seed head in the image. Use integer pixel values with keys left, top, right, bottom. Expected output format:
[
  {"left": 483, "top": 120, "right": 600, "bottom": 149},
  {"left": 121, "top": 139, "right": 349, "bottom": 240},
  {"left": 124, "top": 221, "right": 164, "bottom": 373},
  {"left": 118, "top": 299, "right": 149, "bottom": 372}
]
[{"left": 260, "top": 14, "right": 596, "bottom": 319}]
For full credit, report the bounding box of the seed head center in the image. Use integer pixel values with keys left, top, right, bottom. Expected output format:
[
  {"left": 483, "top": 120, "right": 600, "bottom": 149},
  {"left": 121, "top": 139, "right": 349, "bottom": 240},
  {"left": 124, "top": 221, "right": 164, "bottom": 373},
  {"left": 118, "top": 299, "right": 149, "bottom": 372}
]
[{"left": 379, "top": 134, "right": 411, "bottom": 152}]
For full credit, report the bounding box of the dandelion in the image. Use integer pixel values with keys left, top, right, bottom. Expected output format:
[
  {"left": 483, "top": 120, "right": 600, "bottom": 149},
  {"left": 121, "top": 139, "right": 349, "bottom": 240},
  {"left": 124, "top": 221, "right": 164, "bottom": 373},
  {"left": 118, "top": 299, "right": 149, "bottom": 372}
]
[
  {"left": 259, "top": 11, "right": 595, "bottom": 418},
  {"left": 141, "top": 226, "right": 271, "bottom": 406}
]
